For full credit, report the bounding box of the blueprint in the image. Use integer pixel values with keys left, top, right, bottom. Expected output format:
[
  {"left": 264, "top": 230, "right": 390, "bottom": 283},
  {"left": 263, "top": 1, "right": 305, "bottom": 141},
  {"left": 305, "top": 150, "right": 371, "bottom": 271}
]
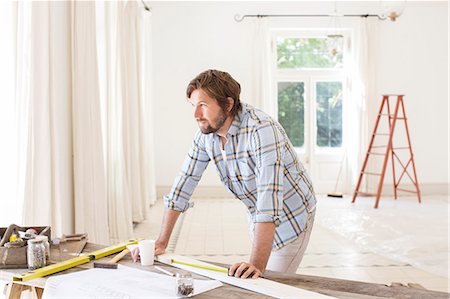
[{"left": 42, "top": 265, "right": 222, "bottom": 298}]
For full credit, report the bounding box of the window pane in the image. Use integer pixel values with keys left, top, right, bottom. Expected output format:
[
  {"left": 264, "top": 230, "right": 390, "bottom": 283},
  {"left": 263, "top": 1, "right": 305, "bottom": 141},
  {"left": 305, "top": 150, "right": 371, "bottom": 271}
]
[
  {"left": 316, "top": 82, "right": 342, "bottom": 147},
  {"left": 278, "top": 82, "right": 304, "bottom": 147},
  {"left": 277, "top": 37, "right": 343, "bottom": 69}
]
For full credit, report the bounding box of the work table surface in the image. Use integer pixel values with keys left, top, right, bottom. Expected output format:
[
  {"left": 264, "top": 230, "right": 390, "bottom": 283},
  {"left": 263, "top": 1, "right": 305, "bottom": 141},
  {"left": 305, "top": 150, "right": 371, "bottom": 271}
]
[{"left": 1, "top": 242, "right": 448, "bottom": 299}]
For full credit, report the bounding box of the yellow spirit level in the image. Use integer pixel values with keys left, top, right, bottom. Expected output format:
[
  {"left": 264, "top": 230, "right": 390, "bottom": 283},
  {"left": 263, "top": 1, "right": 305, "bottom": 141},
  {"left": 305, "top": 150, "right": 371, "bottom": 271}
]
[{"left": 13, "top": 239, "right": 138, "bottom": 282}]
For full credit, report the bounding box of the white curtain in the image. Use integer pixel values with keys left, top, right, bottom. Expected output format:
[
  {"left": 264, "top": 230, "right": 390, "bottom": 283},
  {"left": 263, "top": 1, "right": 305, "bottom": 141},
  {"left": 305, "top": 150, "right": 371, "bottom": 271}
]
[
  {"left": 251, "top": 17, "right": 274, "bottom": 116},
  {"left": 72, "top": 1, "right": 110, "bottom": 244},
  {"left": 4, "top": 1, "right": 155, "bottom": 244},
  {"left": 0, "top": 1, "right": 27, "bottom": 226},
  {"left": 345, "top": 17, "right": 378, "bottom": 193},
  {"left": 73, "top": 0, "right": 156, "bottom": 244},
  {"left": 14, "top": 1, "right": 74, "bottom": 238},
  {"left": 94, "top": 1, "right": 156, "bottom": 243}
]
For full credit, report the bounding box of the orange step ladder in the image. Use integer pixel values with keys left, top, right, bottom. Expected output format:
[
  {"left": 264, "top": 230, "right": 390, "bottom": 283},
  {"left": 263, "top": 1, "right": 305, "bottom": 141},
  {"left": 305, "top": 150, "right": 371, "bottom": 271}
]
[{"left": 352, "top": 94, "right": 421, "bottom": 208}]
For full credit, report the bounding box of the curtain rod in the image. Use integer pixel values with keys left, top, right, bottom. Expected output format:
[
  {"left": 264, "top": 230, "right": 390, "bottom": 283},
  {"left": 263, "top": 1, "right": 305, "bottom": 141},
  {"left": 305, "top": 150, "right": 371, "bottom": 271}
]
[
  {"left": 141, "top": 0, "right": 151, "bottom": 12},
  {"left": 234, "top": 14, "right": 387, "bottom": 22}
]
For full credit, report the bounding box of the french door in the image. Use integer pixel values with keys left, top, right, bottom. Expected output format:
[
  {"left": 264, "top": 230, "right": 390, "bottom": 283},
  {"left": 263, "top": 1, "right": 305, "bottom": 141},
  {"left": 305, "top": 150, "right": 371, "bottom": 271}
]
[{"left": 271, "top": 30, "right": 350, "bottom": 193}]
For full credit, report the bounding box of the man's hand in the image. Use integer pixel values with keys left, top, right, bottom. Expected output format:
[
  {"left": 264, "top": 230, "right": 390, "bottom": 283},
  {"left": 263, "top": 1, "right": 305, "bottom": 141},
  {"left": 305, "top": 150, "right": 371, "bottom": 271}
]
[
  {"left": 155, "top": 239, "right": 167, "bottom": 255},
  {"left": 132, "top": 209, "right": 181, "bottom": 262},
  {"left": 131, "top": 247, "right": 140, "bottom": 262},
  {"left": 228, "top": 261, "right": 263, "bottom": 279},
  {"left": 131, "top": 239, "right": 167, "bottom": 262},
  {"left": 227, "top": 222, "right": 276, "bottom": 278}
]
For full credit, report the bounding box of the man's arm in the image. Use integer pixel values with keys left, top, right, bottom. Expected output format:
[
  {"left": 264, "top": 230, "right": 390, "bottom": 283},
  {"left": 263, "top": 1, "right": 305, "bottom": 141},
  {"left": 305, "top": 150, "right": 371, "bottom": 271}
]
[
  {"left": 249, "top": 222, "right": 276, "bottom": 271},
  {"left": 229, "top": 222, "right": 275, "bottom": 279},
  {"left": 155, "top": 209, "right": 181, "bottom": 255}
]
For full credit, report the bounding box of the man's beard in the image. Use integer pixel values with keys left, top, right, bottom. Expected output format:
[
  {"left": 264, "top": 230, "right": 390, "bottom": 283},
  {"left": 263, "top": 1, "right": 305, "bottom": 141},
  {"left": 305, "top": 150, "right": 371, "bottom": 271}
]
[{"left": 198, "top": 109, "right": 227, "bottom": 134}]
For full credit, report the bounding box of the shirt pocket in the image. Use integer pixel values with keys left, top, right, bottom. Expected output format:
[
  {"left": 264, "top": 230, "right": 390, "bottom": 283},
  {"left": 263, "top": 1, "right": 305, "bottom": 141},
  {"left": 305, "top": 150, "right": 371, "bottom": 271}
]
[
  {"left": 230, "top": 159, "right": 256, "bottom": 182},
  {"left": 234, "top": 156, "right": 256, "bottom": 178},
  {"left": 227, "top": 159, "right": 257, "bottom": 203}
]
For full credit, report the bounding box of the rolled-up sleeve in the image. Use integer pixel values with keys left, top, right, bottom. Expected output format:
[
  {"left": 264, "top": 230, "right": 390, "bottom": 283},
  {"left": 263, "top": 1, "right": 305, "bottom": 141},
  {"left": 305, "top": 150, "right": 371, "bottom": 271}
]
[
  {"left": 164, "top": 131, "right": 210, "bottom": 212},
  {"left": 251, "top": 121, "right": 285, "bottom": 226}
]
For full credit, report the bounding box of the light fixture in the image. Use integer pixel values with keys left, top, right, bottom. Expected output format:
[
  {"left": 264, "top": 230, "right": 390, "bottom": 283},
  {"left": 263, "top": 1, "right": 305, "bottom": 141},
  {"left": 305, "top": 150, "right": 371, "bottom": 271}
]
[
  {"left": 381, "top": 0, "right": 406, "bottom": 21},
  {"left": 327, "top": 34, "right": 343, "bottom": 57},
  {"left": 326, "top": 2, "right": 343, "bottom": 57}
]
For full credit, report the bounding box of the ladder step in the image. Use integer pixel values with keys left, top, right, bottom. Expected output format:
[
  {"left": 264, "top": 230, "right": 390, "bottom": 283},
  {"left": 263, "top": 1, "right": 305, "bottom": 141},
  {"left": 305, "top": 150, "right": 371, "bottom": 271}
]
[
  {"left": 380, "top": 114, "right": 406, "bottom": 120},
  {"left": 362, "top": 171, "right": 382, "bottom": 176},
  {"left": 367, "top": 152, "right": 385, "bottom": 156},
  {"left": 372, "top": 145, "right": 409, "bottom": 150},
  {"left": 373, "top": 133, "right": 390, "bottom": 136},
  {"left": 355, "top": 191, "right": 376, "bottom": 196},
  {"left": 396, "top": 187, "right": 418, "bottom": 194}
]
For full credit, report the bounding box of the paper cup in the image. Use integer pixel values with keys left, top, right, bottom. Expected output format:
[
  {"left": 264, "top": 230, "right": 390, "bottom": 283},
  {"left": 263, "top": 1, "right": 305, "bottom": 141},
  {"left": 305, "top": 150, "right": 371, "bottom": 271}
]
[{"left": 139, "top": 239, "right": 155, "bottom": 266}]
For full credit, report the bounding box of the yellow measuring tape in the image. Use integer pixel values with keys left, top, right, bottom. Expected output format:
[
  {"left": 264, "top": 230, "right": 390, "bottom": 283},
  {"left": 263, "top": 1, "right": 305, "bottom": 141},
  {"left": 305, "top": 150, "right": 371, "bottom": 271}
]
[
  {"left": 13, "top": 239, "right": 138, "bottom": 282},
  {"left": 171, "top": 258, "right": 228, "bottom": 274}
]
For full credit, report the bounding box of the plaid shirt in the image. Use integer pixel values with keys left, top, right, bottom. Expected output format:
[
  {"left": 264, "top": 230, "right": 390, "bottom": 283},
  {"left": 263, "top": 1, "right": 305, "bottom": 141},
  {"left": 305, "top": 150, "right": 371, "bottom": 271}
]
[{"left": 165, "top": 104, "right": 317, "bottom": 250}]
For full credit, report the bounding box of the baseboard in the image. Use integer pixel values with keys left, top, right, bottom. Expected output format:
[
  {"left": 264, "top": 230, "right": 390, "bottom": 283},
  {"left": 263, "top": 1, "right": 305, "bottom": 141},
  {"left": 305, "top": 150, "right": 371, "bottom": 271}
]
[{"left": 157, "top": 183, "right": 449, "bottom": 199}]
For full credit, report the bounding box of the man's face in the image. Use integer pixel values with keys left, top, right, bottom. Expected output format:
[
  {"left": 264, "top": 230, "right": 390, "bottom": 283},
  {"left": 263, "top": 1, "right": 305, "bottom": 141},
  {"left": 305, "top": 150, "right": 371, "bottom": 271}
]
[{"left": 188, "top": 89, "right": 228, "bottom": 134}]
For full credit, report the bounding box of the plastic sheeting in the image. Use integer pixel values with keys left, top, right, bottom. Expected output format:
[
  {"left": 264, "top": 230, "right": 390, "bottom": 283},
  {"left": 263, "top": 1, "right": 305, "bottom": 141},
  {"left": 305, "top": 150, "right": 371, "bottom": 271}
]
[{"left": 315, "top": 195, "right": 449, "bottom": 278}]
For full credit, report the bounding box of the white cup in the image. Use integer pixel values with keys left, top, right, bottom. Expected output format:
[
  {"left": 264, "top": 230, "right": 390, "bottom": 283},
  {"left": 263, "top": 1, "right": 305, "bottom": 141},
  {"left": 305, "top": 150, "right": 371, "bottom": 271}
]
[{"left": 138, "top": 239, "right": 155, "bottom": 266}]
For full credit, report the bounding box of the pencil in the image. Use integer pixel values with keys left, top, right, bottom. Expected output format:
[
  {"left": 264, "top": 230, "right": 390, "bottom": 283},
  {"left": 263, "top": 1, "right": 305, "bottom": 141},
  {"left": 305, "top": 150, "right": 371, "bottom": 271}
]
[{"left": 154, "top": 265, "right": 175, "bottom": 276}]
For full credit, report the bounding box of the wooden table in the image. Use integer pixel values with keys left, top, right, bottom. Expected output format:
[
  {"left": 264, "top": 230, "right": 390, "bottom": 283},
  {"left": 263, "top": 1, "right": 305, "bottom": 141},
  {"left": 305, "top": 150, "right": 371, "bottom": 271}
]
[{"left": 1, "top": 242, "right": 448, "bottom": 299}]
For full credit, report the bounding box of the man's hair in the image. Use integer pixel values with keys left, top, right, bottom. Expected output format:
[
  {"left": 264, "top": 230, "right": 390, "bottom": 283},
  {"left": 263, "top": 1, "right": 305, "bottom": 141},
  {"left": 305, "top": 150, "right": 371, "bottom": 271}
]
[{"left": 186, "top": 69, "right": 242, "bottom": 117}]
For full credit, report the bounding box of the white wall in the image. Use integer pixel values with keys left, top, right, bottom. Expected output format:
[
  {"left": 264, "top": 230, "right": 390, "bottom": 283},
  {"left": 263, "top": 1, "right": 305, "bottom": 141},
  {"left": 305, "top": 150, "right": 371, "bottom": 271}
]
[
  {"left": 151, "top": 1, "right": 448, "bottom": 194},
  {"left": 373, "top": 2, "right": 449, "bottom": 186}
]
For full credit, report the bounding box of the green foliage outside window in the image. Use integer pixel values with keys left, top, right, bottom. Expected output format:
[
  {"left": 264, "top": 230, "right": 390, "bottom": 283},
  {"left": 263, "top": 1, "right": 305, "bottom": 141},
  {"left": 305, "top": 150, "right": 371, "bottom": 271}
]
[
  {"left": 276, "top": 37, "right": 343, "bottom": 69},
  {"left": 278, "top": 82, "right": 304, "bottom": 147}
]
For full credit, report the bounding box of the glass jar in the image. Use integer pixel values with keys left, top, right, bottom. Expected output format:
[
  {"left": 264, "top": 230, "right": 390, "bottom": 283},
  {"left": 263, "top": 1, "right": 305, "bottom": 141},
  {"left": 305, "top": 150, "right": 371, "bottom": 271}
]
[
  {"left": 35, "top": 235, "right": 50, "bottom": 264},
  {"left": 176, "top": 272, "right": 194, "bottom": 297},
  {"left": 27, "top": 238, "right": 46, "bottom": 270}
]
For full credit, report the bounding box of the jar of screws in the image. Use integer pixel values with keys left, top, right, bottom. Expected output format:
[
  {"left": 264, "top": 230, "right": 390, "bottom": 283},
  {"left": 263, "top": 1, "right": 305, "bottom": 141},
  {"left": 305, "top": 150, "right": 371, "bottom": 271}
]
[
  {"left": 35, "top": 235, "right": 50, "bottom": 265},
  {"left": 176, "top": 272, "right": 194, "bottom": 297},
  {"left": 27, "top": 238, "right": 46, "bottom": 270}
]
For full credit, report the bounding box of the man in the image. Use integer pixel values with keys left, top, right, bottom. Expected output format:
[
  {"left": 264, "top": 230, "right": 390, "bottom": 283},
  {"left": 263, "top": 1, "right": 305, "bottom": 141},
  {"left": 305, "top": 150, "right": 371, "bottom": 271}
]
[{"left": 134, "top": 69, "right": 317, "bottom": 279}]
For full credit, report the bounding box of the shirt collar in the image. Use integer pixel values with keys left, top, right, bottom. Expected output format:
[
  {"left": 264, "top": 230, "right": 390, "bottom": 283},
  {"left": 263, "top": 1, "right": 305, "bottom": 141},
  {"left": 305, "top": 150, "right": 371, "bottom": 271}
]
[{"left": 226, "top": 105, "right": 245, "bottom": 137}]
